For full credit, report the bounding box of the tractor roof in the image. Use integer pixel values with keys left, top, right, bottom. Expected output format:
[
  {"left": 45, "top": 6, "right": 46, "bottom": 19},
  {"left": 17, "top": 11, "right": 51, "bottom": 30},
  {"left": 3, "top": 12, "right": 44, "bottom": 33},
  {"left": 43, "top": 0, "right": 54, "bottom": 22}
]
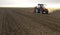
[{"left": 38, "top": 4, "right": 44, "bottom": 5}]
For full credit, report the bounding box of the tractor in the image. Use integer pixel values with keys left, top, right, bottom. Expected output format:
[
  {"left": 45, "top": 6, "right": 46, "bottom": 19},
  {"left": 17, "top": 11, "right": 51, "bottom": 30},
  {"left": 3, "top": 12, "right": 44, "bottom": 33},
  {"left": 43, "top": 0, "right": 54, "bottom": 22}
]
[{"left": 34, "top": 4, "right": 48, "bottom": 14}]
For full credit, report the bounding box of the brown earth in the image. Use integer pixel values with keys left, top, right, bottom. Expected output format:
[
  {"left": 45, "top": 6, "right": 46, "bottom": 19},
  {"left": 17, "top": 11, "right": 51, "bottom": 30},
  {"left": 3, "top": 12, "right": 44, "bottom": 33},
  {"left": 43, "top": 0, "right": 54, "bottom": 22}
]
[{"left": 0, "top": 8, "right": 60, "bottom": 35}]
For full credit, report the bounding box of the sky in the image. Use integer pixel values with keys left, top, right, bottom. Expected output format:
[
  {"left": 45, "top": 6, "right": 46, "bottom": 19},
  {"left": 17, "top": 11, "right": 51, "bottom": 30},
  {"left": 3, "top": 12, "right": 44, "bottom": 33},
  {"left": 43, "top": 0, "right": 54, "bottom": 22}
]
[{"left": 0, "top": 0, "right": 60, "bottom": 8}]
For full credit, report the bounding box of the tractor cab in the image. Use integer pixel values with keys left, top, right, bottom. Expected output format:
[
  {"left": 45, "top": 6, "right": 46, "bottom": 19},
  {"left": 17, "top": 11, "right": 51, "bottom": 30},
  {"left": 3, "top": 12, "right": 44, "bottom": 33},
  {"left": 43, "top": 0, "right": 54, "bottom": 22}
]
[
  {"left": 37, "top": 4, "right": 44, "bottom": 8},
  {"left": 38, "top": 4, "right": 46, "bottom": 9}
]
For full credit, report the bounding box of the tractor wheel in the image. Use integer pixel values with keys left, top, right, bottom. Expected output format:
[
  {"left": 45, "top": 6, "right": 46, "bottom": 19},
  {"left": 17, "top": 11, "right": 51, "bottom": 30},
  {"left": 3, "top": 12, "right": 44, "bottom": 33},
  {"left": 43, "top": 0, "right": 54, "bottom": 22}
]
[
  {"left": 42, "top": 9, "right": 48, "bottom": 14},
  {"left": 33, "top": 7, "right": 37, "bottom": 13}
]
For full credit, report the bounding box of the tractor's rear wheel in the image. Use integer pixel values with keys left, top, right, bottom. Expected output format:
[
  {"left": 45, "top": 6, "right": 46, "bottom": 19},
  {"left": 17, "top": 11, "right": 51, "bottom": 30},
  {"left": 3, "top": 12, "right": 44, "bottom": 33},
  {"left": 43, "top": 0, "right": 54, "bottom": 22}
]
[{"left": 42, "top": 9, "right": 48, "bottom": 14}]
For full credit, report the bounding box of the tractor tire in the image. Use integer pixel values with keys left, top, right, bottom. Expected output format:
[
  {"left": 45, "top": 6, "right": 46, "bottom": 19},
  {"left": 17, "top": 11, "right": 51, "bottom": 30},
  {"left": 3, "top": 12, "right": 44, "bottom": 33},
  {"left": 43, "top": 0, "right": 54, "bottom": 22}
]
[
  {"left": 33, "top": 7, "right": 37, "bottom": 13},
  {"left": 42, "top": 9, "right": 48, "bottom": 14}
]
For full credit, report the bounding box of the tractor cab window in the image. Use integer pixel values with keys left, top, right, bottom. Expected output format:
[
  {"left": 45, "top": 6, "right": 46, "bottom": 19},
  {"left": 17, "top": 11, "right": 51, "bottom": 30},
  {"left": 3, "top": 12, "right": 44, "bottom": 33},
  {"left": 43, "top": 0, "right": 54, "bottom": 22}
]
[{"left": 37, "top": 4, "right": 44, "bottom": 8}]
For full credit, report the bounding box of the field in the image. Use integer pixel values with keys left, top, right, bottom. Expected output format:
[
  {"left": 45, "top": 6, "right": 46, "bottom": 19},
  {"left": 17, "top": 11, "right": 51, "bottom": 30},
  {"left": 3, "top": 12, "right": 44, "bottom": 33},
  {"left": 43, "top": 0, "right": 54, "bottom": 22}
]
[{"left": 0, "top": 8, "right": 60, "bottom": 35}]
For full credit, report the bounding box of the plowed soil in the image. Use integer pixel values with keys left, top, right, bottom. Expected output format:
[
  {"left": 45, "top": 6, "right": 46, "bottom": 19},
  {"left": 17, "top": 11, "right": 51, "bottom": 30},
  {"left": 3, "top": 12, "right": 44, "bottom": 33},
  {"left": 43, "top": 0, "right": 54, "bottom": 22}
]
[{"left": 0, "top": 8, "right": 60, "bottom": 35}]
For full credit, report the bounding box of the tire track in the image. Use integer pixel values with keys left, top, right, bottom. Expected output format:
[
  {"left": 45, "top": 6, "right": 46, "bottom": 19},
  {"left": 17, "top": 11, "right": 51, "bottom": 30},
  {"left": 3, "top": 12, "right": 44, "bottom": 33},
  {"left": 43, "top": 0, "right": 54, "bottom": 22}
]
[
  {"left": 5, "top": 8, "right": 18, "bottom": 35},
  {"left": 0, "top": 9, "right": 6, "bottom": 35},
  {"left": 1, "top": 8, "right": 17, "bottom": 35}
]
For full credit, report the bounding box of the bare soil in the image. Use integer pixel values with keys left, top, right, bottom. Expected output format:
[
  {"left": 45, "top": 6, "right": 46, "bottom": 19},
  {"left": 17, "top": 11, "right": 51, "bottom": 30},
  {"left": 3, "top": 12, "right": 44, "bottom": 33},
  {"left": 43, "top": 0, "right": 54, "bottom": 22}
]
[{"left": 0, "top": 8, "right": 60, "bottom": 35}]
